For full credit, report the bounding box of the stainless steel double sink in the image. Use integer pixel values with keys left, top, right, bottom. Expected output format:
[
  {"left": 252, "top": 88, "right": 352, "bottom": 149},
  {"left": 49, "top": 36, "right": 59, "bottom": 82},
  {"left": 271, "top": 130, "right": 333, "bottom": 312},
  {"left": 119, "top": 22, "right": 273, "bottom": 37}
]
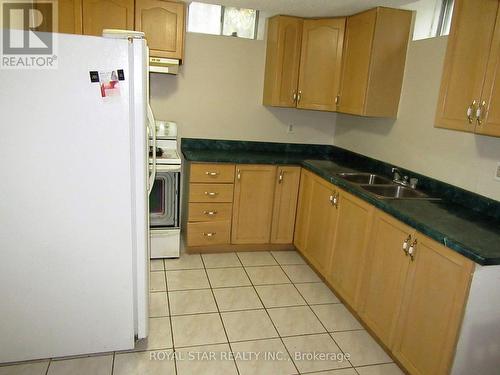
[{"left": 337, "top": 172, "right": 436, "bottom": 200}]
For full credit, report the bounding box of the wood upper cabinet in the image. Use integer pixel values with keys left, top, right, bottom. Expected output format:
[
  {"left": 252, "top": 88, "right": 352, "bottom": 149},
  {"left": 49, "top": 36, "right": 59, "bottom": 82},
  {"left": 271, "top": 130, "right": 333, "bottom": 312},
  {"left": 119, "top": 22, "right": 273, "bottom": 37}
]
[
  {"left": 135, "top": 0, "right": 185, "bottom": 60},
  {"left": 393, "top": 234, "right": 474, "bottom": 375},
  {"left": 436, "top": 0, "right": 500, "bottom": 135},
  {"left": 82, "top": 0, "right": 134, "bottom": 36},
  {"left": 270, "top": 166, "right": 301, "bottom": 244},
  {"left": 296, "top": 171, "right": 338, "bottom": 275},
  {"left": 297, "top": 18, "right": 345, "bottom": 111},
  {"left": 55, "top": 0, "right": 83, "bottom": 34},
  {"left": 263, "top": 16, "right": 303, "bottom": 107},
  {"left": 328, "top": 189, "right": 374, "bottom": 308},
  {"left": 232, "top": 165, "right": 277, "bottom": 244},
  {"left": 477, "top": 6, "right": 500, "bottom": 137},
  {"left": 337, "top": 7, "right": 412, "bottom": 117},
  {"left": 359, "top": 211, "right": 413, "bottom": 347}
]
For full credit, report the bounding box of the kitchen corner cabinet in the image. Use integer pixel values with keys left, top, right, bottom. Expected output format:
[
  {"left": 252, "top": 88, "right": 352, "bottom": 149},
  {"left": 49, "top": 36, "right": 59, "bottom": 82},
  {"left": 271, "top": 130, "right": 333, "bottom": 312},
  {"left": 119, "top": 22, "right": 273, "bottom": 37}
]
[
  {"left": 327, "top": 190, "right": 374, "bottom": 308},
  {"left": 294, "top": 170, "right": 338, "bottom": 275},
  {"left": 270, "top": 166, "right": 301, "bottom": 244},
  {"left": 297, "top": 18, "right": 346, "bottom": 111},
  {"left": 82, "top": 0, "right": 134, "bottom": 36},
  {"left": 135, "top": 0, "right": 186, "bottom": 60},
  {"left": 263, "top": 16, "right": 303, "bottom": 107},
  {"left": 337, "top": 7, "right": 412, "bottom": 117},
  {"left": 232, "top": 165, "right": 277, "bottom": 244},
  {"left": 435, "top": 0, "right": 500, "bottom": 137}
]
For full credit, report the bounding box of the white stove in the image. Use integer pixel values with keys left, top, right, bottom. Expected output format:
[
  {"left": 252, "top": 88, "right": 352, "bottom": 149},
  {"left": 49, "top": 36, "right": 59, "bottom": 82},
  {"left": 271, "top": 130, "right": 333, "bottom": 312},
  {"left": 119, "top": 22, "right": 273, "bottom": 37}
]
[{"left": 149, "top": 121, "right": 181, "bottom": 259}]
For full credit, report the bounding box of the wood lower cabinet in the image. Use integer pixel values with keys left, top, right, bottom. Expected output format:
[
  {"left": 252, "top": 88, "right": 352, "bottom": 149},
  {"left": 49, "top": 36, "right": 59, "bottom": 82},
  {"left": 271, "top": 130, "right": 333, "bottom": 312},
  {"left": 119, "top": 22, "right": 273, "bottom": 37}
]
[
  {"left": 297, "top": 18, "right": 345, "bottom": 111},
  {"left": 270, "top": 166, "right": 301, "bottom": 244},
  {"left": 231, "top": 165, "right": 277, "bottom": 244},
  {"left": 293, "top": 168, "right": 313, "bottom": 252},
  {"left": 135, "top": 0, "right": 185, "bottom": 60},
  {"left": 435, "top": 0, "right": 500, "bottom": 137},
  {"left": 337, "top": 7, "right": 411, "bottom": 117},
  {"left": 328, "top": 189, "right": 374, "bottom": 308},
  {"left": 294, "top": 170, "right": 338, "bottom": 276},
  {"left": 393, "top": 234, "right": 474, "bottom": 375},
  {"left": 263, "top": 16, "right": 303, "bottom": 107},
  {"left": 82, "top": 0, "right": 134, "bottom": 36},
  {"left": 359, "top": 211, "right": 414, "bottom": 347}
]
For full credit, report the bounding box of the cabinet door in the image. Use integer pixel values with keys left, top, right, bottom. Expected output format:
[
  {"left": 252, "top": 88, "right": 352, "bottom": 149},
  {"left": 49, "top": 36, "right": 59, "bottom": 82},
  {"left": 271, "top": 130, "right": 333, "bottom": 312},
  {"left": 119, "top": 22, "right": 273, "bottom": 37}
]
[
  {"left": 302, "top": 175, "right": 337, "bottom": 276},
  {"left": 337, "top": 9, "right": 376, "bottom": 115},
  {"left": 57, "top": 0, "right": 83, "bottom": 34},
  {"left": 297, "top": 18, "right": 345, "bottom": 111},
  {"left": 393, "top": 234, "right": 474, "bottom": 375},
  {"left": 263, "top": 16, "right": 303, "bottom": 107},
  {"left": 232, "top": 165, "right": 277, "bottom": 244},
  {"left": 293, "top": 169, "right": 313, "bottom": 252},
  {"left": 82, "top": 0, "right": 133, "bottom": 36},
  {"left": 435, "top": 0, "right": 498, "bottom": 132},
  {"left": 270, "top": 166, "right": 301, "bottom": 244},
  {"left": 328, "top": 189, "right": 373, "bottom": 308},
  {"left": 358, "top": 211, "right": 412, "bottom": 347},
  {"left": 477, "top": 6, "right": 500, "bottom": 137},
  {"left": 135, "top": 0, "right": 185, "bottom": 60}
]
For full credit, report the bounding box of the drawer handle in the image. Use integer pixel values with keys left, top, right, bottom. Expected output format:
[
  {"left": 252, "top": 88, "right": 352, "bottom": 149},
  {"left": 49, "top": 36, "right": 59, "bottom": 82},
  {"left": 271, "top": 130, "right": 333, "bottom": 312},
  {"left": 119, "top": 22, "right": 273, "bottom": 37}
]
[
  {"left": 203, "top": 232, "right": 216, "bottom": 237},
  {"left": 204, "top": 192, "right": 219, "bottom": 197},
  {"left": 205, "top": 171, "right": 219, "bottom": 176},
  {"left": 203, "top": 210, "right": 218, "bottom": 216}
]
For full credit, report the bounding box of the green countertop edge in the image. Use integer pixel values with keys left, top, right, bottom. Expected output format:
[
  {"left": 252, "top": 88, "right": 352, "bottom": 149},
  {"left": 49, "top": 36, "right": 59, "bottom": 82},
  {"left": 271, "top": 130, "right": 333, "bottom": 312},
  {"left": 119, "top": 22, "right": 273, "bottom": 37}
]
[{"left": 182, "top": 147, "right": 500, "bottom": 266}]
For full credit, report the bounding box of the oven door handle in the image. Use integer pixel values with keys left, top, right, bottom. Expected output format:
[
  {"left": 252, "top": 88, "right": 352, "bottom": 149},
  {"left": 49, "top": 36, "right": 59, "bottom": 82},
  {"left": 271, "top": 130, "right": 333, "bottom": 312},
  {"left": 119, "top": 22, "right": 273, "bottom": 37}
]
[{"left": 147, "top": 104, "right": 157, "bottom": 195}]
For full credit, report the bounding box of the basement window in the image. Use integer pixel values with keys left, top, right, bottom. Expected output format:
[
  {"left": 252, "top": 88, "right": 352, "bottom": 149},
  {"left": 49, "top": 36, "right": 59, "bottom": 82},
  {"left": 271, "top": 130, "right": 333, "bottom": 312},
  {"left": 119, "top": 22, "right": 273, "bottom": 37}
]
[{"left": 187, "top": 1, "right": 259, "bottom": 39}]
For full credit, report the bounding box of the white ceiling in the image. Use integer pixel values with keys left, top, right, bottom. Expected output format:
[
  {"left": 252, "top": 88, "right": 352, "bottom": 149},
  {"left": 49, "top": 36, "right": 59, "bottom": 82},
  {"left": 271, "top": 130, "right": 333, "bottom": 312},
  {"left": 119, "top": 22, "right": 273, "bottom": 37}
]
[{"left": 181, "top": 0, "right": 416, "bottom": 17}]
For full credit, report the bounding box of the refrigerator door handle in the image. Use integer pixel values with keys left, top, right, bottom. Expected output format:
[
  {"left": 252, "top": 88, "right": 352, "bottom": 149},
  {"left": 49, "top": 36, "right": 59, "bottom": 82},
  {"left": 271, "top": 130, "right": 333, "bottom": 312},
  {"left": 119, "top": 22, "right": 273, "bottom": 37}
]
[{"left": 147, "top": 104, "right": 157, "bottom": 195}]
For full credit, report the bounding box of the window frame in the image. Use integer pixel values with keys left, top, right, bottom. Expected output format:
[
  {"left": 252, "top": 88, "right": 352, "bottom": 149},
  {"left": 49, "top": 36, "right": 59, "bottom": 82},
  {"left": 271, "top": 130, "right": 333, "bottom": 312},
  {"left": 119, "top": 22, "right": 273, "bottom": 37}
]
[
  {"left": 436, "top": 0, "right": 454, "bottom": 37},
  {"left": 188, "top": 1, "right": 259, "bottom": 40}
]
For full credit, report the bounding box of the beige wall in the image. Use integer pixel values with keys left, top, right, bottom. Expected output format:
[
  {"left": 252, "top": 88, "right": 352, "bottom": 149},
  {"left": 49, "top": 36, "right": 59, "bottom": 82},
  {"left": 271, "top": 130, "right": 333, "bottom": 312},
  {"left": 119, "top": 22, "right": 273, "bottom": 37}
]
[
  {"left": 334, "top": 36, "right": 500, "bottom": 201},
  {"left": 150, "top": 32, "right": 337, "bottom": 144}
]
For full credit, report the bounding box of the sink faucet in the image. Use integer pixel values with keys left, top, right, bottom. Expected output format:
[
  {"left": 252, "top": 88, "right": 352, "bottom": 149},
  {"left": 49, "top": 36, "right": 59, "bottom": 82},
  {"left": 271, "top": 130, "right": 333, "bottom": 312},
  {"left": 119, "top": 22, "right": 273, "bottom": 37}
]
[{"left": 392, "top": 167, "right": 418, "bottom": 188}]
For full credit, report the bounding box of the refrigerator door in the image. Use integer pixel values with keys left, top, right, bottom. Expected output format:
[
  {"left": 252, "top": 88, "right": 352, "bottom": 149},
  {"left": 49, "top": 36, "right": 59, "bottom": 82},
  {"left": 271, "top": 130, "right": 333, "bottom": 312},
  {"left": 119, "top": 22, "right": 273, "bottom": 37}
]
[{"left": 0, "top": 33, "right": 147, "bottom": 362}]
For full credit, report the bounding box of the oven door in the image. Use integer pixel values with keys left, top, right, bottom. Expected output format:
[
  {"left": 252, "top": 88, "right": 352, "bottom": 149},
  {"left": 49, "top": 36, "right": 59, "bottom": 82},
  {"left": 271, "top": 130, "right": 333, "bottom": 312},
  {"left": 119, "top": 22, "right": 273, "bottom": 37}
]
[{"left": 149, "top": 164, "right": 180, "bottom": 228}]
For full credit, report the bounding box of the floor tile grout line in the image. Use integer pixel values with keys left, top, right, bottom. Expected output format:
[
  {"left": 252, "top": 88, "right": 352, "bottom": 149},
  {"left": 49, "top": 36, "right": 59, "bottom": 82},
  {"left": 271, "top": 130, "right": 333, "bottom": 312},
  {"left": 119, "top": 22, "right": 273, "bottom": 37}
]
[
  {"left": 199, "top": 252, "right": 241, "bottom": 375},
  {"left": 238, "top": 250, "right": 302, "bottom": 375},
  {"left": 162, "top": 265, "right": 178, "bottom": 375},
  {"left": 271, "top": 251, "right": 357, "bottom": 370}
]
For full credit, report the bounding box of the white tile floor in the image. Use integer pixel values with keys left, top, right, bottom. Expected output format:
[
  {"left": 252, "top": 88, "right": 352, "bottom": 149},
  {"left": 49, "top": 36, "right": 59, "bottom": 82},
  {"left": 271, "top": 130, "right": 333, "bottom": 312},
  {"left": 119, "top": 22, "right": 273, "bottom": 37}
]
[{"left": 0, "top": 251, "right": 404, "bottom": 375}]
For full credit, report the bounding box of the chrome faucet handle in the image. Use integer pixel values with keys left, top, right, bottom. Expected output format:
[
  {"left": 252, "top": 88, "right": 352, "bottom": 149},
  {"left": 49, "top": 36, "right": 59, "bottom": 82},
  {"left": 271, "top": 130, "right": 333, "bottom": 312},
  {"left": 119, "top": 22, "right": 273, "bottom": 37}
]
[
  {"left": 402, "top": 175, "right": 409, "bottom": 185},
  {"left": 409, "top": 178, "right": 418, "bottom": 189},
  {"left": 392, "top": 167, "right": 401, "bottom": 181}
]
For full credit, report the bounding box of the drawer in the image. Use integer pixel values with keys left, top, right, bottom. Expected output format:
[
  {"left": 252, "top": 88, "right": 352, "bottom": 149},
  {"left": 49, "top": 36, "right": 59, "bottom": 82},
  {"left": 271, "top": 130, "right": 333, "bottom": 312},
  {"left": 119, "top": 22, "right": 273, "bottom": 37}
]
[
  {"left": 189, "top": 183, "right": 234, "bottom": 203},
  {"left": 188, "top": 203, "right": 233, "bottom": 222},
  {"left": 187, "top": 221, "right": 231, "bottom": 247},
  {"left": 190, "top": 163, "right": 235, "bottom": 183}
]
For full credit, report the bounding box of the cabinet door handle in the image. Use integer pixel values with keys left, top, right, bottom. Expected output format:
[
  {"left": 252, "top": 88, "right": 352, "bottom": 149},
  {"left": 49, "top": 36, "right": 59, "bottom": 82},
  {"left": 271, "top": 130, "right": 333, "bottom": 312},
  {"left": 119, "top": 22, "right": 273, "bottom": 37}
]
[
  {"left": 297, "top": 90, "right": 302, "bottom": 103},
  {"left": 237, "top": 168, "right": 241, "bottom": 181},
  {"left": 402, "top": 235, "right": 412, "bottom": 255},
  {"left": 204, "top": 192, "right": 219, "bottom": 197},
  {"left": 205, "top": 171, "right": 219, "bottom": 176},
  {"left": 278, "top": 170, "right": 284, "bottom": 184},
  {"left": 466, "top": 100, "right": 477, "bottom": 124},
  {"left": 292, "top": 92, "right": 297, "bottom": 102},
  {"left": 408, "top": 239, "right": 417, "bottom": 261},
  {"left": 203, "top": 210, "right": 218, "bottom": 216},
  {"left": 335, "top": 94, "right": 341, "bottom": 105},
  {"left": 329, "top": 192, "right": 339, "bottom": 207},
  {"left": 203, "top": 232, "right": 216, "bottom": 237},
  {"left": 476, "top": 100, "right": 486, "bottom": 126}
]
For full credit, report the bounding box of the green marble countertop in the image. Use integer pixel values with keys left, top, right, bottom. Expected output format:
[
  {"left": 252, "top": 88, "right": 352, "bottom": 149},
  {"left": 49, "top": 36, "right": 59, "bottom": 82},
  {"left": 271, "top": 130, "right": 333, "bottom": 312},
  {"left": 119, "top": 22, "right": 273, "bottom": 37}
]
[{"left": 183, "top": 149, "right": 500, "bottom": 266}]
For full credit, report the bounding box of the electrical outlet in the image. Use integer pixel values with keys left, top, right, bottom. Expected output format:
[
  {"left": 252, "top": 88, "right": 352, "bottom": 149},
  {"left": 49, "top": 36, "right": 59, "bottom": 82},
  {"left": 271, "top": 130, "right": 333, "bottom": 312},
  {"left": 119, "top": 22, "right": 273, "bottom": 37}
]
[
  {"left": 287, "top": 124, "right": 294, "bottom": 134},
  {"left": 495, "top": 162, "right": 500, "bottom": 181}
]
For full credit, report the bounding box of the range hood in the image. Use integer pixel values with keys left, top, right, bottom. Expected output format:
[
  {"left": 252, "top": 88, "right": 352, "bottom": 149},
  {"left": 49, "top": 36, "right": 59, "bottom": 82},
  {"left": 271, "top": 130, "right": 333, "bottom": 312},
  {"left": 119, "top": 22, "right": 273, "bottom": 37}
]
[{"left": 149, "top": 57, "right": 180, "bottom": 74}]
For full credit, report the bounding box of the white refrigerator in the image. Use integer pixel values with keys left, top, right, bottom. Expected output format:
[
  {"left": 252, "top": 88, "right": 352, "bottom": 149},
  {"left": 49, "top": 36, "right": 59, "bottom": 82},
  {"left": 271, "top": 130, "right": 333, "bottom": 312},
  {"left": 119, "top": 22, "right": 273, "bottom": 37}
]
[{"left": 0, "top": 31, "right": 153, "bottom": 363}]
